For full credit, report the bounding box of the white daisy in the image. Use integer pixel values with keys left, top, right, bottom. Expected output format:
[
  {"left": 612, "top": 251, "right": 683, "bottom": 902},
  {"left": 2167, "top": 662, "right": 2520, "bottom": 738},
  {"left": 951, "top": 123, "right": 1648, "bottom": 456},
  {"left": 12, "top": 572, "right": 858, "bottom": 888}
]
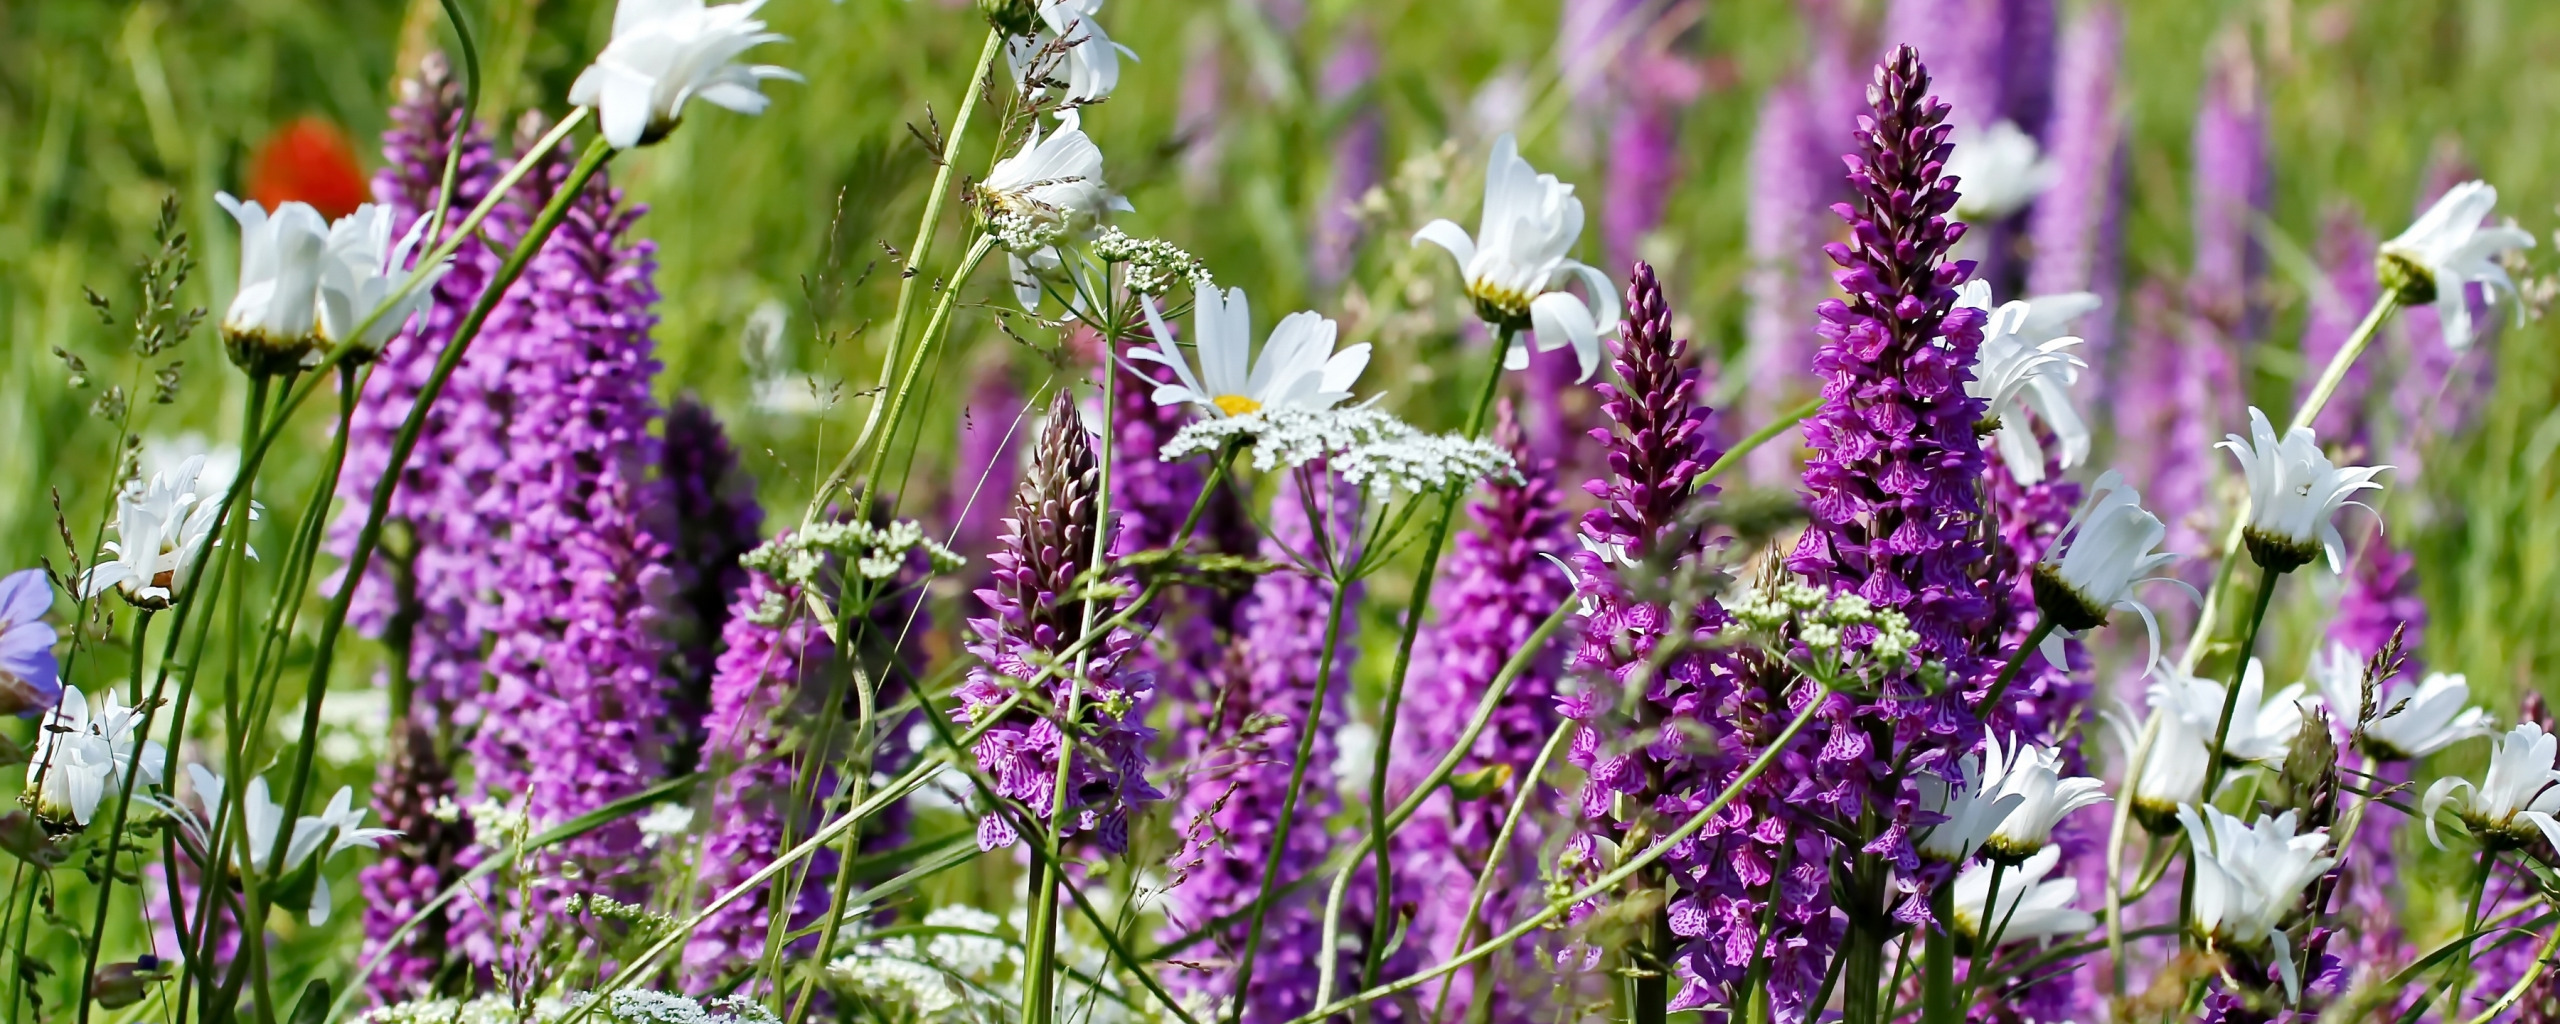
[
  {"left": 1129, "top": 284, "right": 1369, "bottom": 419},
  {"left": 1413, "top": 133, "right": 1619, "bottom": 381}
]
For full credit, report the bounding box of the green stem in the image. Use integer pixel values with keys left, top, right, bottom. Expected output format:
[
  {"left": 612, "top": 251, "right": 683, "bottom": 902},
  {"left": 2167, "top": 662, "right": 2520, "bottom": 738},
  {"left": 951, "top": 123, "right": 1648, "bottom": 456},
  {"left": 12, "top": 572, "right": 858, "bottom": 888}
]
[
  {"left": 1961, "top": 860, "right": 2011, "bottom": 1008},
  {"left": 1633, "top": 908, "right": 1671, "bottom": 1024},
  {"left": 1922, "top": 883, "right": 1957, "bottom": 1024},
  {"left": 853, "top": 234, "right": 998, "bottom": 512},
  {"left": 813, "top": 29, "right": 1006, "bottom": 522},
  {"left": 1227, "top": 579, "right": 1357, "bottom": 1024},
  {"left": 4, "top": 871, "right": 38, "bottom": 1024},
  {"left": 2197, "top": 563, "right": 2281, "bottom": 808},
  {"left": 1427, "top": 722, "right": 1570, "bottom": 1024},
  {"left": 2447, "top": 850, "right": 2494, "bottom": 1017},
  {"left": 254, "top": 135, "right": 616, "bottom": 960},
  {"left": 1361, "top": 330, "right": 1511, "bottom": 983},
  {"left": 1288, "top": 680, "right": 1834, "bottom": 1024},
  {"left": 73, "top": 609, "right": 154, "bottom": 1024},
  {"left": 1699, "top": 396, "right": 1820, "bottom": 486},
  {"left": 1973, "top": 619, "right": 2055, "bottom": 718},
  {"left": 1839, "top": 899, "right": 1889, "bottom": 1024}
]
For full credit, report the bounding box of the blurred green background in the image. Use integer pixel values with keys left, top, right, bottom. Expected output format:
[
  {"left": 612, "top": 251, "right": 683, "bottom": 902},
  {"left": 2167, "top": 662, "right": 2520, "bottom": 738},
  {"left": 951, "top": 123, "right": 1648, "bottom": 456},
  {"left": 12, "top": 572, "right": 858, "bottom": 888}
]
[{"left": 7, "top": 0, "right": 2559, "bottom": 714}]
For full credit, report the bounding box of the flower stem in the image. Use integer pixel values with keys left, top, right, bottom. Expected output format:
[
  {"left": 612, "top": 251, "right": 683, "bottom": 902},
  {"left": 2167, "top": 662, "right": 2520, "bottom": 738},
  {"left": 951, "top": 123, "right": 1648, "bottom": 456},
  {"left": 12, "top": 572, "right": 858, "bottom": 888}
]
[
  {"left": 1921, "top": 884, "right": 1957, "bottom": 1024},
  {"left": 1225, "top": 578, "right": 1357, "bottom": 1024},
  {"left": 1972, "top": 618, "right": 2056, "bottom": 719},
  {"left": 2447, "top": 849, "right": 2495, "bottom": 1017},
  {"left": 72, "top": 609, "right": 153, "bottom": 1024},
  {"left": 1698, "top": 396, "right": 1820, "bottom": 487},
  {"left": 1359, "top": 329, "right": 1513, "bottom": 985},
  {"left": 853, "top": 233, "right": 999, "bottom": 513},
  {"left": 1287, "top": 680, "right": 1834, "bottom": 1024},
  {"left": 813, "top": 28, "right": 1006, "bottom": 522},
  {"left": 2197, "top": 563, "right": 2281, "bottom": 809},
  {"left": 251, "top": 134, "right": 615, "bottom": 957},
  {"left": 1427, "top": 720, "right": 1571, "bottom": 1023}
]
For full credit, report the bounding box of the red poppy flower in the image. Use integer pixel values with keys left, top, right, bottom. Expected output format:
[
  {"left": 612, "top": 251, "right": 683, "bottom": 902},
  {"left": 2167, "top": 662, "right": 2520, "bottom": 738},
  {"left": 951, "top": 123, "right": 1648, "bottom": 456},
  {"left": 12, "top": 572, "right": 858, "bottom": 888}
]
[{"left": 247, "top": 116, "right": 369, "bottom": 221}]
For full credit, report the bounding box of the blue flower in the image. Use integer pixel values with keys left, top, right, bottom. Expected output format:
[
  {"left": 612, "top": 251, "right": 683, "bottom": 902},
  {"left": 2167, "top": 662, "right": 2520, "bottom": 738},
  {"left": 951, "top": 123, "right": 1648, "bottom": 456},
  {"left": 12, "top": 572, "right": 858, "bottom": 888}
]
[{"left": 0, "top": 569, "right": 60, "bottom": 716}]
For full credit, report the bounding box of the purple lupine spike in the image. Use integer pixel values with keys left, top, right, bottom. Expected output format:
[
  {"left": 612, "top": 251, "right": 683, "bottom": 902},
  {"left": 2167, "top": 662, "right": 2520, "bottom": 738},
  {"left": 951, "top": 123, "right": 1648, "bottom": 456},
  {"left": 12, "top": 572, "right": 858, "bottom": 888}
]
[
  {"left": 463, "top": 123, "right": 680, "bottom": 943},
  {"left": 334, "top": 53, "right": 507, "bottom": 718},
  {"left": 1604, "top": 54, "right": 1703, "bottom": 271},
  {"left": 2000, "top": 0, "right": 2058, "bottom": 143},
  {"left": 2025, "top": 2, "right": 2124, "bottom": 362},
  {"left": 1559, "top": 0, "right": 1649, "bottom": 110},
  {"left": 952, "top": 393, "right": 1159, "bottom": 853},
  {"left": 347, "top": 57, "right": 510, "bottom": 990},
  {"left": 660, "top": 397, "right": 766, "bottom": 772},
  {"left": 2111, "top": 280, "right": 2218, "bottom": 571},
  {"left": 1391, "top": 401, "right": 1574, "bottom": 1018},
  {"left": 357, "top": 722, "right": 472, "bottom": 1001},
  {"left": 681, "top": 567, "right": 835, "bottom": 988},
  {"left": 1790, "top": 46, "right": 1993, "bottom": 667},
  {"left": 949, "top": 365, "right": 1027, "bottom": 574},
  {"left": 1161, "top": 470, "right": 1360, "bottom": 1024},
  {"left": 2188, "top": 31, "right": 2268, "bottom": 339},
  {"left": 1557, "top": 264, "right": 1794, "bottom": 1017},
  {"left": 1312, "top": 29, "right": 1381, "bottom": 290},
  {"left": 2301, "top": 213, "right": 2382, "bottom": 445},
  {"left": 1743, "top": 10, "right": 1859, "bottom": 485}
]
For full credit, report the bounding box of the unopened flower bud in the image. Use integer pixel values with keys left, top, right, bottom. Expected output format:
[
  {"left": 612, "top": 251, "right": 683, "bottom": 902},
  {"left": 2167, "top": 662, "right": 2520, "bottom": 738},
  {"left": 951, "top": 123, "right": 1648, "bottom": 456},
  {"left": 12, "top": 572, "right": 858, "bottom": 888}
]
[
  {"left": 980, "top": 0, "right": 1039, "bottom": 36},
  {"left": 90, "top": 956, "right": 174, "bottom": 1010}
]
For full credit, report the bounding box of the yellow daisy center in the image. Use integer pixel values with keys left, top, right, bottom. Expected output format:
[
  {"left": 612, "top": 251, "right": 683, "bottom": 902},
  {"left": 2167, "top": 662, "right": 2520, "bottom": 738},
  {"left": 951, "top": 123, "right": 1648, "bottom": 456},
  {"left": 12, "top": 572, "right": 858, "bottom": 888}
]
[{"left": 1213, "top": 394, "right": 1263, "bottom": 417}]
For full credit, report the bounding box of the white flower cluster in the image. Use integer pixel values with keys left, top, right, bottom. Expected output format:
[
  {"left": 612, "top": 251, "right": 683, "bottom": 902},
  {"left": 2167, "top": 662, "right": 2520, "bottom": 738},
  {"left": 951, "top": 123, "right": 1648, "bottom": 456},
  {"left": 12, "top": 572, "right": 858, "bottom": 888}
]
[
  {"left": 1160, "top": 405, "right": 1516, "bottom": 495},
  {"left": 1726, "top": 581, "right": 1921, "bottom": 665},
  {"left": 362, "top": 992, "right": 779, "bottom": 1024},
  {"left": 827, "top": 905, "right": 1070, "bottom": 1022},
  {"left": 740, "top": 519, "right": 964, "bottom": 620},
  {"left": 1092, "top": 228, "right": 1211, "bottom": 296},
  {"left": 989, "top": 210, "right": 1069, "bottom": 255}
]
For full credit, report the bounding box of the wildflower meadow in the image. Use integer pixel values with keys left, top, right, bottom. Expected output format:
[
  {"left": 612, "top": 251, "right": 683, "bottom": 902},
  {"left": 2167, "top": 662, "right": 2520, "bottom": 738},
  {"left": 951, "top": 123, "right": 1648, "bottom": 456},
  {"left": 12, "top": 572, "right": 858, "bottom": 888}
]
[{"left": 8, "top": 1, "right": 2560, "bottom": 1024}]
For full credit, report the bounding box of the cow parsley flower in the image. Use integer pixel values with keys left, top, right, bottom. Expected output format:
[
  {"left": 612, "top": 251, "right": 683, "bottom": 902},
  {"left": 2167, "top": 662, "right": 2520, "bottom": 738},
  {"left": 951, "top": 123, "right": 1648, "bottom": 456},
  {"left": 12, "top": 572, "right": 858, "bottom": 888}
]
[
  {"left": 2378, "top": 180, "right": 2535, "bottom": 350},
  {"left": 1958, "top": 280, "right": 2097, "bottom": 483},
  {"left": 1945, "top": 119, "right": 2056, "bottom": 223},
  {"left": 1159, "top": 405, "right": 1515, "bottom": 495},
  {"left": 2420, "top": 722, "right": 2560, "bottom": 851},
  {"left": 25, "top": 687, "right": 164, "bottom": 827},
  {"left": 0, "top": 569, "right": 60, "bottom": 717},
  {"left": 2032, "top": 470, "right": 2188, "bottom": 666},
  {"left": 2306, "top": 641, "right": 2491, "bottom": 761},
  {"left": 317, "top": 204, "right": 451, "bottom": 355},
  {"left": 164, "top": 765, "right": 399, "bottom": 924},
  {"left": 2177, "top": 804, "right": 2336, "bottom": 1002},
  {"left": 216, "top": 193, "right": 332, "bottom": 371},
  {"left": 1129, "top": 285, "right": 1369, "bottom": 418},
  {"left": 2219, "top": 407, "right": 2388, "bottom": 573},
  {"left": 1413, "top": 133, "right": 1619, "bottom": 381},
  {"left": 568, "top": 0, "right": 800, "bottom": 150},
  {"left": 1950, "top": 846, "right": 2093, "bottom": 946}
]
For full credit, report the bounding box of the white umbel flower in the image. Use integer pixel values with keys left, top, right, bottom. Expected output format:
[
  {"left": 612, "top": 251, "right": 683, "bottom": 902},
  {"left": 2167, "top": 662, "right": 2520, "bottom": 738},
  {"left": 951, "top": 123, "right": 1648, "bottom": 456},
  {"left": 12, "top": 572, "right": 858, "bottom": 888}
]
[
  {"left": 1978, "top": 734, "right": 2109, "bottom": 861},
  {"left": 25, "top": 688, "right": 166, "bottom": 827},
  {"left": 1957, "top": 280, "right": 2098, "bottom": 483},
  {"left": 2154, "top": 658, "right": 2307, "bottom": 769},
  {"left": 2378, "top": 180, "right": 2535, "bottom": 351},
  {"left": 216, "top": 193, "right": 332, "bottom": 368},
  {"left": 2420, "top": 722, "right": 2560, "bottom": 851},
  {"left": 79, "top": 455, "right": 239, "bottom": 609},
  {"left": 2306, "top": 642, "right": 2491, "bottom": 761},
  {"left": 1159, "top": 405, "right": 1515, "bottom": 496},
  {"left": 1945, "top": 120, "right": 2056, "bottom": 223},
  {"left": 1915, "top": 747, "right": 2025, "bottom": 864},
  {"left": 2032, "top": 470, "right": 2189, "bottom": 668},
  {"left": 1413, "top": 133, "right": 1619, "bottom": 381},
  {"left": 1129, "top": 285, "right": 1370, "bottom": 418},
  {"left": 169, "top": 765, "right": 399, "bottom": 925},
  {"left": 2219, "top": 407, "right": 2389, "bottom": 573},
  {"left": 1950, "top": 846, "right": 2094, "bottom": 946},
  {"left": 2177, "top": 804, "right": 2336, "bottom": 1002},
  {"left": 2105, "top": 698, "right": 2211, "bottom": 834},
  {"left": 981, "top": 111, "right": 1130, "bottom": 311},
  {"left": 568, "top": 0, "right": 800, "bottom": 150},
  {"left": 317, "top": 205, "right": 451, "bottom": 354},
  {"left": 1004, "top": 0, "right": 1131, "bottom": 108}
]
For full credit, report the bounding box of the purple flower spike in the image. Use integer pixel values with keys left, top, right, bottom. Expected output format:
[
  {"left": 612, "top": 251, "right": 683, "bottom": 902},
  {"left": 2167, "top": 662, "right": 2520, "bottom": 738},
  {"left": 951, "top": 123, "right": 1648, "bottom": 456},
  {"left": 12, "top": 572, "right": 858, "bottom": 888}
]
[
  {"left": 953, "top": 393, "right": 1160, "bottom": 854},
  {"left": 659, "top": 397, "right": 766, "bottom": 771},
  {"left": 1161, "top": 469, "right": 1361, "bottom": 1024},
  {"left": 1393, "top": 401, "right": 1575, "bottom": 1017},
  {"left": 2188, "top": 32, "right": 2269, "bottom": 339},
  {"left": 2026, "top": 2, "right": 2124, "bottom": 362}
]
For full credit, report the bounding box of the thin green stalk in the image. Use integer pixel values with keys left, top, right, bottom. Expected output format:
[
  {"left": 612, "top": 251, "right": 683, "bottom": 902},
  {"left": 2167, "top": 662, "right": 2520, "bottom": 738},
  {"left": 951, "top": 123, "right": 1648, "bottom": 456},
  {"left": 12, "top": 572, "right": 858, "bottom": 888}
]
[
  {"left": 1960, "top": 860, "right": 2011, "bottom": 1009},
  {"left": 853, "top": 234, "right": 999, "bottom": 513},
  {"left": 1287, "top": 680, "right": 1835, "bottom": 1024},
  {"left": 1839, "top": 863, "right": 1891, "bottom": 1024},
  {"left": 1921, "top": 883, "right": 1957, "bottom": 1024},
  {"left": 425, "top": 0, "right": 482, "bottom": 248},
  {"left": 1973, "top": 619, "right": 2055, "bottom": 718},
  {"left": 1428, "top": 721, "right": 1570, "bottom": 1024},
  {"left": 1226, "top": 578, "right": 1358, "bottom": 1024},
  {"left": 2446, "top": 850, "right": 2495, "bottom": 1017},
  {"left": 2197, "top": 563, "right": 2281, "bottom": 809},
  {"left": 5, "top": 871, "right": 39, "bottom": 1024},
  {"left": 1361, "top": 331, "right": 1511, "bottom": 982},
  {"left": 1700, "top": 396, "right": 1820, "bottom": 486},
  {"left": 812, "top": 29, "right": 1006, "bottom": 521},
  {"left": 73, "top": 609, "right": 154, "bottom": 1024}
]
